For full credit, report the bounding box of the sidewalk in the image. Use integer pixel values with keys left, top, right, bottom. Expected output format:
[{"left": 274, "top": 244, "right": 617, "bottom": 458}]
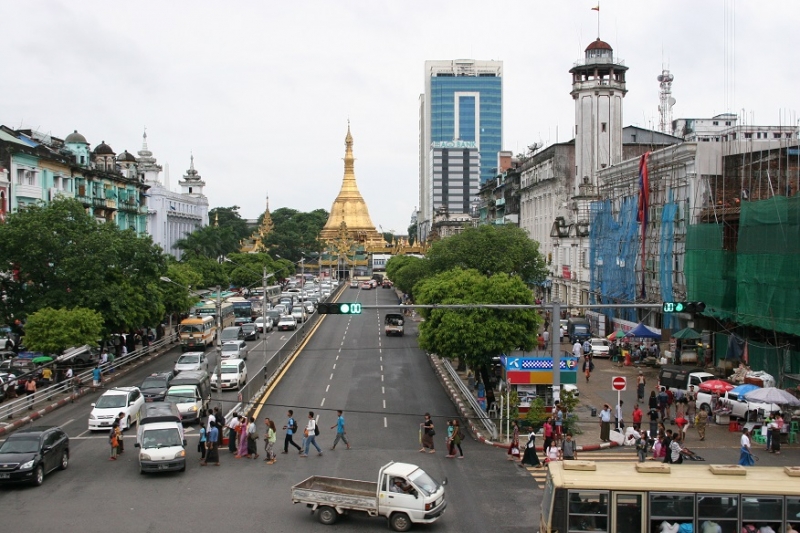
[{"left": 429, "top": 340, "right": 798, "bottom": 454}]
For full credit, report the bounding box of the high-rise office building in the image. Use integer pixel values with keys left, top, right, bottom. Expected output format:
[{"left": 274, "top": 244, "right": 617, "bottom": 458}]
[{"left": 418, "top": 59, "right": 502, "bottom": 241}]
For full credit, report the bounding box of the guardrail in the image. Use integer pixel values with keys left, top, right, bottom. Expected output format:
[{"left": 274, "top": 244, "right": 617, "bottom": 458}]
[
  {"left": 442, "top": 357, "right": 498, "bottom": 440},
  {"left": 1, "top": 334, "right": 178, "bottom": 423},
  {"left": 217, "top": 283, "right": 344, "bottom": 421}
]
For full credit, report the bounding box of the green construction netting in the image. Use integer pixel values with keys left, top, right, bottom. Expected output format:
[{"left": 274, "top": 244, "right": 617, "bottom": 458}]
[
  {"left": 713, "top": 332, "right": 800, "bottom": 386},
  {"left": 687, "top": 196, "right": 800, "bottom": 336}
]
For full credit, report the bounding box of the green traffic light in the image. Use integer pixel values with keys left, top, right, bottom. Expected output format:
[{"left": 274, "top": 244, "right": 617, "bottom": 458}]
[{"left": 675, "top": 302, "right": 685, "bottom": 312}]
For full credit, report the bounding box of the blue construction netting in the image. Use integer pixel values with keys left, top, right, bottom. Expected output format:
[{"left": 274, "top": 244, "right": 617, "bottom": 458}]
[
  {"left": 659, "top": 197, "right": 678, "bottom": 330},
  {"left": 589, "top": 197, "right": 639, "bottom": 323}
]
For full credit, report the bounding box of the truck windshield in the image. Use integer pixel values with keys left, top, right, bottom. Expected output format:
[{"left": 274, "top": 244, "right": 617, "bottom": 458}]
[
  {"left": 165, "top": 391, "right": 196, "bottom": 403},
  {"left": 141, "top": 428, "right": 182, "bottom": 449},
  {"left": 408, "top": 469, "right": 439, "bottom": 497}
]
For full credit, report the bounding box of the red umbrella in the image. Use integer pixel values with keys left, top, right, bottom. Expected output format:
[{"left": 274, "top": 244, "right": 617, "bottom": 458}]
[{"left": 698, "top": 379, "right": 734, "bottom": 393}]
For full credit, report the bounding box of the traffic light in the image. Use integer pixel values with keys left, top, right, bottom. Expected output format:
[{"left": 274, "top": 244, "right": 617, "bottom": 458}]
[
  {"left": 662, "top": 301, "right": 706, "bottom": 314},
  {"left": 317, "top": 303, "right": 363, "bottom": 315}
]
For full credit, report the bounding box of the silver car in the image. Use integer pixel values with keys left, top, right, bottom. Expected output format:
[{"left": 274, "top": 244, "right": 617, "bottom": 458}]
[
  {"left": 221, "top": 340, "right": 249, "bottom": 360},
  {"left": 173, "top": 352, "right": 208, "bottom": 374}
]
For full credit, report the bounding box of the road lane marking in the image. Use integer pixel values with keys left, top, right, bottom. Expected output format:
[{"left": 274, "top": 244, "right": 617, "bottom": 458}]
[
  {"left": 382, "top": 400, "right": 386, "bottom": 409},
  {"left": 384, "top": 417, "right": 387, "bottom": 427},
  {"left": 382, "top": 387, "right": 384, "bottom": 394},
  {"left": 330, "top": 373, "right": 334, "bottom": 380},
  {"left": 326, "top": 384, "right": 330, "bottom": 392},
  {"left": 381, "top": 375, "right": 384, "bottom": 382},
  {"left": 332, "top": 364, "right": 336, "bottom": 370},
  {"left": 62, "top": 418, "right": 75, "bottom": 427},
  {"left": 380, "top": 365, "right": 383, "bottom": 372},
  {"left": 336, "top": 355, "right": 339, "bottom": 360},
  {"left": 320, "top": 398, "right": 325, "bottom": 407}
]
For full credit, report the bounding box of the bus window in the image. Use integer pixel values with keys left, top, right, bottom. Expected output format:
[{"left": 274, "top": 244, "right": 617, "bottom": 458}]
[
  {"left": 613, "top": 493, "right": 643, "bottom": 533},
  {"left": 567, "top": 490, "right": 608, "bottom": 532},
  {"left": 649, "top": 493, "right": 694, "bottom": 533},
  {"left": 742, "top": 496, "right": 783, "bottom": 533},
  {"left": 697, "top": 494, "right": 738, "bottom": 533}
]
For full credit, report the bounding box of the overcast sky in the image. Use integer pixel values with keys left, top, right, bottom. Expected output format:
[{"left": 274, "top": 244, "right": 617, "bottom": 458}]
[{"left": 2, "top": 1, "right": 797, "bottom": 235}]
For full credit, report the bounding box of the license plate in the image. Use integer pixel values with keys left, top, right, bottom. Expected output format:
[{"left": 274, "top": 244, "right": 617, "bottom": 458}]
[
  {"left": 101, "top": 422, "right": 110, "bottom": 426},
  {"left": 0, "top": 473, "right": 10, "bottom": 479},
  {"left": 158, "top": 464, "right": 168, "bottom": 470}
]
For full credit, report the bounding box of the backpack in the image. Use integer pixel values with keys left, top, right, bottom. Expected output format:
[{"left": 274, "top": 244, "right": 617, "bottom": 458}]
[
  {"left": 289, "top": 418, "right": 298, "bottom": 432},
  {"left": 314, "top": 422, "right": 320, "bottom": 436}
]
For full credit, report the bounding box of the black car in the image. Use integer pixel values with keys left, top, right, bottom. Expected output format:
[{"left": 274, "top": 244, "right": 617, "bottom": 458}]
[
  {"left": 241, "top": 323, "right": 260, "bottom": 341},
  {"left": 139, "top": 371, "right": 174, "bottom": 402},
  {"left": 0, "top": 426, "right": 69, "bottom": 486}
]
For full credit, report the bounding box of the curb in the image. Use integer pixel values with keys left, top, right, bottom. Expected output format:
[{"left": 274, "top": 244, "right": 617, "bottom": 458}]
[
  {"left": 0, "top": 341, "right": 176, "bottom": 438},
  {"left": 426, "top": 353, "right": 620, "bottom": 453}
]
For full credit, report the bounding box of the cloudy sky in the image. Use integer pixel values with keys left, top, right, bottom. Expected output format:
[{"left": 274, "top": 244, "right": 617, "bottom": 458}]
[{"left": 2, "top": 1, "right": 797, "bottom": 235}]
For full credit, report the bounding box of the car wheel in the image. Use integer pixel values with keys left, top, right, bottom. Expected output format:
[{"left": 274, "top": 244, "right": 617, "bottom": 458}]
[
  {"left": 32, "top": 465, "right": 44, "bottom": 486},
  {"left": 390, "top": 512, "right": 412, "bottom": 532},
  {"left": 58, "top": 450, "right": 69, "bottom": 470},
  {"left": 317, "top": 506, "right": 338, "bottom": 525}
]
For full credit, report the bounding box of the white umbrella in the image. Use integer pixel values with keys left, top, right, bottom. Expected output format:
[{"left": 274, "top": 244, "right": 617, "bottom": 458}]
[{"left": 743, "top": 387, "right": 800, "bottom": 407}]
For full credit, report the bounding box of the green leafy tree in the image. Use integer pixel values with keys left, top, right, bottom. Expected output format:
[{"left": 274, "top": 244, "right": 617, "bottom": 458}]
[
  {"left": 223, "top": 253, "right": 286, "bottom": 287},
  {"left": 209, "top": 206, "right": 251, "bottom": 243},
  {"left": 173, "top": 225, "right": 239, "bottom": 260},
  {"left": 184, "top": 257, "right": 228, "bottom": 288},
  {"left": 425, "top": 225, "right": 548, "bottom": 284},
  {"left": 263, "top": 207, "right": 328, "bottom": 261},
  {"left": 22, "top": 307, "right": 104, "bottom": 355},
  {"left": 161, "top": 261, "right": 204, "bottom": 317},
  {"left": 415, "top": 268, "right": 540, "bottom": 391},
  {"left": 525, "top": 398, "right": 547, "bottom": 430},
  {"left": 407, "top": 223, "right": 417, "bottom": 246},
  {"left": 385, "top": 255, "right": 429, "bottom": 297},
  {"left": 0, "top": 198, "right": 167, "bottom": 334}
]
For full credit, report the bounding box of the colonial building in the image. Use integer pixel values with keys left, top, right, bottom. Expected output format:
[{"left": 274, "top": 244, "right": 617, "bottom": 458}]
[
  {"left": 0, "top": 126, "right": 149, "bottom": 234},
  {"left": 142, "top": 132, "right": 209, "bottom": 259}
]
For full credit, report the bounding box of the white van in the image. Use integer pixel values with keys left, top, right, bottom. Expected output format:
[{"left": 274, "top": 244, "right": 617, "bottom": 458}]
[{"left": 135, "top": 420, "right": 187, "bottom": 474}]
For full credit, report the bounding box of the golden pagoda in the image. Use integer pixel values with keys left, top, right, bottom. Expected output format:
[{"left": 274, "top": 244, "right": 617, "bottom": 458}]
[{"left": 319, "top": 125, "right": 385, "bottom": 247}]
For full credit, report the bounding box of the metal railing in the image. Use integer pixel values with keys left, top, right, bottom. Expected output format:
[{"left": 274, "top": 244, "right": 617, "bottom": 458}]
[
  {"left": 441, "top": 357, "right": 498, "bottom": 440},
  {"left": 0, "top": 334, "right": 178, "bottom": 424}
]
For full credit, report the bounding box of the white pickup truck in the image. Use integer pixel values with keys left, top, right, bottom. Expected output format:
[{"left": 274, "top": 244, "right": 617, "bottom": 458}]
[
  {"left": 291, "top": 461, "right": 446, "bottom": 531},
  {"left": 696, "top": 389, "right": 780, "bottom": 420}
]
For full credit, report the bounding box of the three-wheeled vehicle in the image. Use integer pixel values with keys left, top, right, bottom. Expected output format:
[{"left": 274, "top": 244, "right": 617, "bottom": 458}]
[{"left": 384, "top": 314, "right": 404, "bottom": 337}]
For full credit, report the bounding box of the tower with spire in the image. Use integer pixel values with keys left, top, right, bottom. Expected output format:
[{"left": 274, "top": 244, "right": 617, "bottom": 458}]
[
  {"left": 137, "top": 129, "right": 162, "bottom": 184},
  {"left": 319, "top": 125, "right": 384, "bottom": 247},
  {"left": 179, "top": 154, "right": 206, "bottom": 198},
  {"left": 570, "top": 37, "right": 628, "bottom": 196}
]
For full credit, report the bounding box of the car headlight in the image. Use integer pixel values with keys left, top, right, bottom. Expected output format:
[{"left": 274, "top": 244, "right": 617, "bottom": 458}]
[
  {"left": 140, "top": 453, "right": 151, "bottom": 461},
  {"left": 90, "top": 413, "right": 97, "bottom": 420},
  {"left": 174, "top": 450, "right": 186, "bottom": 459},
  {"left": 189, "top": 405, "right": 198, "bottom": 412},
  {"left": 20, "top": 459, "right": 35, "bottom": 470}
]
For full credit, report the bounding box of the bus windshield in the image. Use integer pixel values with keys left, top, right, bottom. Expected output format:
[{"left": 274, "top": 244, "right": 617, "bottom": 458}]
[{"left": 180, "top": 324, "right": 204, "bottom": 334}]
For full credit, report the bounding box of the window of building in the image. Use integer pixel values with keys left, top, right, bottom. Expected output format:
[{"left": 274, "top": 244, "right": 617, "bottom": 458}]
[
  {"left": 725, "top": 121, "right": 732, "bottom": 125},
  {"left": 774, "top": 133, "right": 782, "bottom": 139},
  {"left": 601, "top": 122, "right": 607, "bottom": 132},
  {"left": 712, "top": 121, "right": 719, "bottom": 125},
  {"left": 744, "top": 133, "right": 752, "bottom": 139}
]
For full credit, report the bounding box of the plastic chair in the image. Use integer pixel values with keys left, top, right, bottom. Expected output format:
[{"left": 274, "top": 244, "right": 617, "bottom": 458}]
[
  {"left": 791, "top": 421, "right": 799, "bottom": 433},
  {"left": 751, "top": 432, "right": 766, "bottom": 445},
  {"left": 789, "top": 431, "right": 798, "bottom": 444}
]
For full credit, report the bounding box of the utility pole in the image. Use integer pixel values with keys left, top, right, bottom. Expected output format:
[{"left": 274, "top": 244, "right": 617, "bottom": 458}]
[
  {"left": 215, "top": 284, "right": 222, "bottom": 412},
  {"left": 551, "top": 300, "right": 562, "bottom": 404},
  {"left": 262, "top": 266, "right": 269, "bottom": 373}
]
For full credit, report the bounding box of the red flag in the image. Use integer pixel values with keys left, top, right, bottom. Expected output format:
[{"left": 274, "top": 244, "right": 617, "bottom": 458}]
[{"left": 638, "top": 152, "right": 651, "bottom": 298}]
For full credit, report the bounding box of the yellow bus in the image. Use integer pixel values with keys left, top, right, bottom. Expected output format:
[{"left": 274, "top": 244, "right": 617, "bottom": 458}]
[
  {"left": 190, "top": 301, "right": 235, "bottom": 329},
  {"left": 178, "top": 315, "right": 215, "bottom": 351},
  {"left": 540, "top": 461, "right": 800, "bottom": 533}
]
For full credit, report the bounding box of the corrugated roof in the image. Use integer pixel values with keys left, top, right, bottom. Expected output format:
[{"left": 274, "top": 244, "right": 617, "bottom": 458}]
[{"left": 0, "top": 130, "right": 32, "bottom": 147}]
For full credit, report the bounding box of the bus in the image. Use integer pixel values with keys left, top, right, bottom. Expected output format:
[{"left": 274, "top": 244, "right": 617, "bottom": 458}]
[
  {"left": 189, "top": 301, "right": 236, "bottom": 329},
  {"left": 250, "top": 285, "right": 282, "bottom": 307},
  {"left": 539, "top": 460, "right": 800, "bottom": 533},
  {"left": 178, "top": 315, "right": 215, "bottom": 351},
  {"left": 226, "top": 296, "right": 253, "bottom": 323}
]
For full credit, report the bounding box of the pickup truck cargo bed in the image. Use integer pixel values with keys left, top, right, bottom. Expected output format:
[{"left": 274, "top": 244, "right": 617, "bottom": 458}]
[{"left": 292, "top": 476, "right": 379, "bottom": 512}]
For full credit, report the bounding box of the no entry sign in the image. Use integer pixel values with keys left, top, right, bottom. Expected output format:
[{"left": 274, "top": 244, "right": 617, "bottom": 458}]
[{"left": 612, "top": 376, "right": 627, "bottom": 391}]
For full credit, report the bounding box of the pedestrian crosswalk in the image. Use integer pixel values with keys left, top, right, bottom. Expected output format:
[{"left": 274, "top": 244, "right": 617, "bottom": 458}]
[{"left": 522, "top": 450, "right": 639, "bottom": 488}]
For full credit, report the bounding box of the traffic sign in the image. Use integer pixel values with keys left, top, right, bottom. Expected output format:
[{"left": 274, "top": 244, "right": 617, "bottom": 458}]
[{"left": 612, "top": 376, "right": 627, "bottom": 391}]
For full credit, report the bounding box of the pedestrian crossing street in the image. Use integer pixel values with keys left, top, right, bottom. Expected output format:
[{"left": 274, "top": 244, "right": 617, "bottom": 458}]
[{"left": 523, "top": 450, "right": 639, "bottom": 488}]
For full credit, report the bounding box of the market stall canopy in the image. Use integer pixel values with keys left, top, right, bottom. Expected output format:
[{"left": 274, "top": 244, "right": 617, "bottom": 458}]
[
  {"left": 607, "top": 330, "right": 626, "bottom": 340},
  {"left": 672, "top": 327, "right": 702, "bottom": 340},
  {"left": 743, "top": 387, "right": 800, "bottom": 407},
  {"left": 31, "top": 356, "right": 53, "bottom": 364},
  {"left": 625, "top": 323, "right": 660, "bottom": 339},
  {"left": 730, "top": 384, "right": 760, "bottom": 397},
  {"left": 699, "top": 379, "right": 735, "bottom": 393}
]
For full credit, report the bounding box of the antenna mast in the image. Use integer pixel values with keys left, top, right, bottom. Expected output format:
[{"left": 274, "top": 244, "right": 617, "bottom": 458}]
[{"left": 657, "top": 68, "right": 676, "bottom": 134}]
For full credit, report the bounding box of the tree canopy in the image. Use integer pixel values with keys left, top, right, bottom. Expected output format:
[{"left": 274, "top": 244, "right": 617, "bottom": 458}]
[
  {"left": 23, "top": 307, "right": 104, "bottom": 355},
  {"left": 415, "top": 268, "right": 540, "bottom": 369},
  {"left": 385, "top": 255, "right": 429, "bottom": 297},
  {"left": 0, "top": 198, "right": 168, "bottom": 334},
  {"left": 263, "top": 207, "right": 327, "bottom": 262},
  {"left": 209, "top": 206, "right": 251, "bottom": 243},
  {"left": 425, "top": 225, "right": 548, "bottom": 284}
]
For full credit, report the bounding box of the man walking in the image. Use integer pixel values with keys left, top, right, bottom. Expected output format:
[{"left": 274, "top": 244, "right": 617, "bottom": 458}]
[
  {"left": 282, "top": 409, "right": 302, "bottom": 454},
  {"left": 226, "top": 412, "right": 240, "bottom": 453},
  {"left": 201, "top": 420, "right": 220, "bottom": 466},
  {"left": 92, "top": 365, "right": 102, "bottom": 390},
  {"left": 300, "top": 411, "right": 322, "bottom": 457},
  {"left": 696, "top": 408, "right": 708, "bottom": 441},
  {"left": 542, "top": 329, "right": 550, "bottom": 349},
  {"left": 330, "top": 410, "right": 351, "bottom": 450},
  {"left": 636, "top": 371, "right": 646, "bottom": 402},
  {"left": 561, "top": 433, "right": 577, "bottom": 460},
  {"left": 116, "top": 412, "right": 126, "bottom": 454}
]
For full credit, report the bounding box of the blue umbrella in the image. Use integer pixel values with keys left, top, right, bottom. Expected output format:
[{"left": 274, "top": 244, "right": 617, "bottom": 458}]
[{"left": 731, "top": 384, "right": 759, "bottom": 397}]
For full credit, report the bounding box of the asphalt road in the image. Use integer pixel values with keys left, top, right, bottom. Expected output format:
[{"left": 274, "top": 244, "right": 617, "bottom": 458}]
[{"left": 0, "top": 287, "right": 539, "bottom": 532}]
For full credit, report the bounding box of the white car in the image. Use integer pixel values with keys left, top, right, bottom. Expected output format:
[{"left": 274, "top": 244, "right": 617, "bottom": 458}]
[
  {"left": 89, "top": 386, "right": 144, "bottom": 431},
  {"left": 253, "top": 317, "right": 273, "bottom": 333},
  {"left": 291, "top": 307, "right": 307, "bottom": 323},
  {"left": 589, "top": 338, "right": 611, "bottom": 358},
  {"left": 211, "top": 359, "right": 247, "bottom": 390},
  {"left": 221, "top": 340, "right": 248, "bottom": 360},
  {"left": 277, "top": 315, "right": 297, "bottom": 331},
  {"left": 174, "top": 352, "right": 208, "bottom": 374}
]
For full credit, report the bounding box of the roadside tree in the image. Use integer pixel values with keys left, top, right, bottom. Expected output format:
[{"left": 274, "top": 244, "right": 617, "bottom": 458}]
[
  {"left": 385, "top": 255, "right": 429, "bottom": 298},
  {"left": 22, "top": 307, "right": 104, "bottom": 355}
]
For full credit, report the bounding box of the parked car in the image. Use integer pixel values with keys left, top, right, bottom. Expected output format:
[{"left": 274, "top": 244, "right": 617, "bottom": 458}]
[
  {"left": 88, "top": 386, "right": 145, "bottom": 431},
  {"left": 221, "top": 340, "right": 249, "bottom": 360},
  {"left": 241, "top": 323, "right": 260, "bottom": 341},
  {"left": 173, "top": 352, "right": 208, "bottom": 374},
  {"left": 139, "top": 372, "right": 174, "bottom": 402},
  {"left": 211, "top": 359, "right": 247, "bottom": 390},
  {"left": 0, "top": 426, "right": 69, "bottom": 486},
  {"left": 277, "top": 316, "right": 297, "bottom": 331},
  {"left": 589, "top": 338, "right": 611, "bottom": 358}
]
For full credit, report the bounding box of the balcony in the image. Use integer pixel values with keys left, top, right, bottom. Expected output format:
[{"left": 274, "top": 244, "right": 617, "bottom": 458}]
[{"left": 15, "top": 184, "right": 42, "bottom": 200}]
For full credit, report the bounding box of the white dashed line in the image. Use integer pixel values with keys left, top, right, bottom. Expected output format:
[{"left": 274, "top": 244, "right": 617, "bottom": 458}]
[
  {"left": 382, "top": 399, "right": 386, "bottom": 409},
  {"left": 320, "top": 398, "right": 326, "bottom": 407},
  {"left": 326, "top": 384, "right": 330, "bottom": 392},
  {"left": 381, "top": 375, "right": 384, "bottom": 382},
  {"left": 382, "top": 386, "right": 385, "bottom": 394},
  {"left": 384, "top": 417, "right": 387, "bottom": 428},
  {"left": 380, "top": 365, "right": 383, "bottom": 372},
  {"left": 332, "top": 364, "right": 336, "bottom": 370},
  {"left": 330, "top": 373, "right": 334, "bottom": 380}
]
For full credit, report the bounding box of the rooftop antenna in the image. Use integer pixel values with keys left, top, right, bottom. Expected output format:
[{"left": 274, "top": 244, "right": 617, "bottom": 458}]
[
  {"left": 592, "top": 2, "right": 600, "bottom": 39},
  {"left": 657, "top": 68, "right": 676, "bottom": 134}
]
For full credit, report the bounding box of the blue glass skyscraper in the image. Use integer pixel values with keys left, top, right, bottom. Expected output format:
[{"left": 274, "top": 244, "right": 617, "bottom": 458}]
[{"left": 418, "top": 59, "right": 503, "bottom": 241}]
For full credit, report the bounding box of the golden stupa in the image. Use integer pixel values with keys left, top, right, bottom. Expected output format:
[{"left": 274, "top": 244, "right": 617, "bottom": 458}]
[{"left": 319, "top": 125, "right": 384, "bottom": 247}]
